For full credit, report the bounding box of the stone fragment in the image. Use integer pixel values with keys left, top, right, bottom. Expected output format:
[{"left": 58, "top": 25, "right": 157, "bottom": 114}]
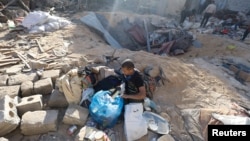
[
  {"left": 41, "top": 70, "right": 61, "bottom": 84},
  {"left": 8, "top": 73, "right": 38, "bottom": 85},
  {"left": 63, "top": 104, "right": 89, "bottom": 126},
  {"left": 34, "top": 78, "right": 53, "bottom": 95},
  {"left": 21, "top": 110, "right": 58, "bottom": 135},
  {"left": 0, "top": 85, "right": 20, "bottom": 99},
  {"left": 21, "top": 81, "right": 34, "bottom": 97},
  {"left": 48, "top": 89, "right": 68, "bottom": 108},
  {"left": 0, "top": 75, "right": 8, "bottom": 86}
]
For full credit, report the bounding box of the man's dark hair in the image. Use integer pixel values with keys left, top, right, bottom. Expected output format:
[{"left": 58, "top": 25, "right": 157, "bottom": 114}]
[{"left": 121, "top": 59, "right": 135, "bottom": 69}]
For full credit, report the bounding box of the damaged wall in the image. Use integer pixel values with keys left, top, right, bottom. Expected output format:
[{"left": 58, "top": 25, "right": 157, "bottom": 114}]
[{"left": 225, "top": 0, "right": 250, "bottom": 12}]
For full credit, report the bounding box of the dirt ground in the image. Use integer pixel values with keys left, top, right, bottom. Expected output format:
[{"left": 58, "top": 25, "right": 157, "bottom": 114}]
[{"left": 1, "top": 10, "right": 250, "bottom": 141}]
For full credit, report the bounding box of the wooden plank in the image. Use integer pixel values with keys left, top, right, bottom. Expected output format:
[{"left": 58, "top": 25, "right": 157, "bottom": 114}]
[
  {"left": 0, "top": 58, "right": 20, "bottom": 63},
  {"left": 0, "top": 61, "right": 19, "bottom": 67},
  {"left": 35, "top": 39, "right": 44, "bottom": 53}
]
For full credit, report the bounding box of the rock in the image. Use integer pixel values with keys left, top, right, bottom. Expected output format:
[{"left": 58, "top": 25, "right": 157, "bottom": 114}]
[
  {"left": 41, "top": 69, "right": 61, "bottom": 84},
  {"left": 34, "top": 78, "right": 53, "bottom": 95},
  {"left": 21, "top": 81, "right": 34, "bottom": 97},
  {"left": 0, "top": 95, "right": 20, "bottom": 136},
  {"left": 16, "top": 94, "right": 43, "bottom": 116},
  {"left": 0, "top": 85, "right": 20, "bottom": 99},
  {"left": 157, "top": 134, "right": 175, "bottom": 141},
  {"left": 0, "top": 75, "right": 8, "bottom": 86},
  {"left": 8, "top": 73, "right": 38, "bottom": 85},
  {"left": 28, "top": 60, "right": 48, "bottom": 70},
  {"left": 21, "top": 110, "right": 58, "bottom": 135},
  {"left": 48, "top": 89, "right": 68, "bottom": 108},
  {"left": 6, "top": 67, "right": 22, "bottom": 75},
  {"left": 63, "top": 104, "right": 89, "bottom": 126}
]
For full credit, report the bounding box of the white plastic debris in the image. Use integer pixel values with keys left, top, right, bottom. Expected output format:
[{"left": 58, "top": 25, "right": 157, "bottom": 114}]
[
  {"left": 212, "top": 113, "right": 250, "bottom": 125},
  {"left": 22, "top": 11, "right": 71, "bottom": 33}
]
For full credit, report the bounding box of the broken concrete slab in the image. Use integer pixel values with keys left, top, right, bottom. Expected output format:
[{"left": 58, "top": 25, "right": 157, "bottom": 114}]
[
  {"left": 21, "top": 81, "right": 34, "bottom": 97},
  {"left": 8, "top": 73, "right": 39, "bottom": 86},
  {"left": 28, "top": 60, "right": 48, "bottom": 70},
  {"left": 6, "top": 67, "right": 22, "bottom": 75},
  {"left": 41, "top": 69, "right": 61, "bottom": 84},
  {"left": 34, "top": 78, "right": 53, "bottom": 95},
  {"left": 0, "top": 75, "right": 8, "bottom": 86},
  {"left": 16, "top": 94, "right": 43, "bottom": 116},
  {"left": 48, "top": 89, "right": 68, "bottom": 108},
  {"left": 0, "top": 95, "right": 20, "bottom": 136},
  {"left": 21, "top": 110, "right": 59, "bottom": 135},
  {"left": 63, "top": 104, "right": 89, "bottom": 126},
  {"left": 0, "top": 85, "right": 20, "bottom": 99}
]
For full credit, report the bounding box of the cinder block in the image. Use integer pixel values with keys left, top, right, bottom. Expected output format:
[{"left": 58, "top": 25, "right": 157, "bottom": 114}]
[
  {"left": 21, "top": 81, "right": 34, "bottom": 97},
  {"left": 41, "top": 70, "right": 61, "bottom": 84},
  {"left": 16, "top": 94, "right": 43, "bottom": 116},
  {"left": 48, "top": 89, "right": 68, "bottom": 108},
  {"left": 0, "top": 75, "right": 8, "bottom": 86},
  {"left": 0, "top": 85, "right": 20, "bottom": 99},
  {"left": 6, "top": 67, "right": 22, "bottom": 75},
  {"left": 21, "top": 110, "right": 58, "bottom": 135},
  {"left": 0, "top": 95, "right": 20, "bottom": 136},
  {"left": 34, "top": 78, "right": 53, "bottom": 95},
  {"left": 63, "top": 104, "right": 89, "bottom": 126},
  {"left": 8, "top": 73, "right": 38, "bottom": 86}
]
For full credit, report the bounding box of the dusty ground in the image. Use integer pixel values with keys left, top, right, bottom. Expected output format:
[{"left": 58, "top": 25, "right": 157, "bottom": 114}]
[{"left": 1, "top": 11, "right": 250, "bottom": 141}]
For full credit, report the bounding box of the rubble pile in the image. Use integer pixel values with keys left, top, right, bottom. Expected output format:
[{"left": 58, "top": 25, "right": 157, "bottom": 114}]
[{"left": 0, "top": 0, "right": 250, "bottom": 141}]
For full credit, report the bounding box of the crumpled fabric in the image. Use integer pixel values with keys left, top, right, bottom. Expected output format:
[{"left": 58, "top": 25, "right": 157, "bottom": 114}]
[{"left": 57, "top": 69, "right": 82, "bottom": 104}]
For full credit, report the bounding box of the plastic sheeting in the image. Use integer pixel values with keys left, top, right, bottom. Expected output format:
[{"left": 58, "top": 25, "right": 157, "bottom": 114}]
[
  {"left": 80, "top": 12, "right": 122, "bottom": 49},
  {"left": 21, "top": 11, "right": 71, "bottom": 33}
]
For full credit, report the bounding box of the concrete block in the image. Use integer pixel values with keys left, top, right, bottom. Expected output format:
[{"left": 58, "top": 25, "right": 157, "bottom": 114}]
[
  {"left": 48, "top": 89, "right": 68, "bottom": 108},
  {"left": 8, "top": 73, "right": 38, "bottom": 86},
  {"left": 63, "top": 104, "right": 89, "bottom": 126},
  {"left": 0, "top": 85, "right": 20, "bottom": 99},
  {"left": 21, "top": 81, "right": 34, "bottom": 97},
  {"left": 6, "top": 67, "right": 22, "bottom": 75},
  {"left": 0, "top": 95, "right": 20, "bottom": 136},
  {"left": 21, "top": 110, "right": 58, "bottom": 135},
  {"left": 41, "top": 70, "right": 61, "bottom": 84},
  {"left": 16, "top": 94, "right": 43, "bottom": 116},
  {"left": 34, "top": 78, "right": 53, "bottom": 95},
  {"left": 0, "top": 75, "right": 8, "bottom": 86}
]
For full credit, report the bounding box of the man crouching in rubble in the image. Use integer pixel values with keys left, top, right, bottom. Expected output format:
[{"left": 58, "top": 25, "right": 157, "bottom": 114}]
[{"left": 120, "top": 59, "right": 146, "bottom": 104}]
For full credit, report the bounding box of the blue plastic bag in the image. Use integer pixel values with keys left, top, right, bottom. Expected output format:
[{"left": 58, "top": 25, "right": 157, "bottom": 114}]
[{"left": 89, "top": 90, "right": 124, "bottom": 128}]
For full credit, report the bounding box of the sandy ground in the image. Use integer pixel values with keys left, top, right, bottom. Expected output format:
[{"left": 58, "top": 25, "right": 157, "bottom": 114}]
[{"left": 1, "top": 11, "right": 250, "bottom": 141}]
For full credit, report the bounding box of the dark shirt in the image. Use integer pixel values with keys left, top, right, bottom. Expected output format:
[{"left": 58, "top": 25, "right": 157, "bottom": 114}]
[{"left": 123, "top": 70, "right": 144, "bottom": 103}]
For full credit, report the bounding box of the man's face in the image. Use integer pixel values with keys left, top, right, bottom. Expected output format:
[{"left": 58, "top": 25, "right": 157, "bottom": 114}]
[{"left": 121, "top": 67, "right": 134, "bottom": 76}]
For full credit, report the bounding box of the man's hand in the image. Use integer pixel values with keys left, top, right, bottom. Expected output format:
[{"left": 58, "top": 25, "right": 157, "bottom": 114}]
[{"left": 121, "top": 94, "right": 130, "bottom": 99}]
